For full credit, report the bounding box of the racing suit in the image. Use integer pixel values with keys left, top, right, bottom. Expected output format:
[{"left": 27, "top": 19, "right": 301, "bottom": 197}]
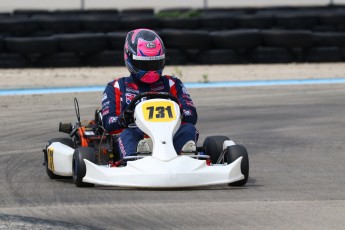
[{"left": 102, "top": 74, "right": 198, "bottom": 158}]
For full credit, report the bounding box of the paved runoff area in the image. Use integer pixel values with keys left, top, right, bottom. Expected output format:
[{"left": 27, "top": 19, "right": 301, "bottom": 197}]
[
  {"left": 1, "top": 63, "right": 345, "bottom": 229},
  {"left": 1, "top": 63, "right": 345, "bottom": 90}
]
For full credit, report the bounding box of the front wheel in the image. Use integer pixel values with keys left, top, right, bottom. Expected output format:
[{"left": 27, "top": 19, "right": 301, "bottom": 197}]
[
  {"left": 226, "top": 145, "right": 249, "bottom": 186},
  {"left": 72, "top": 147, "right": 96, "bottom": 187},
  {"left": 203, "top": 136, "right": 230, "bottom": 164}
]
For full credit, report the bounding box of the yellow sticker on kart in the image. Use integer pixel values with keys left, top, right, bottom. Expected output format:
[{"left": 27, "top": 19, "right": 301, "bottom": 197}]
[
  {"left": 47, "top": 147, "right": 55, "bottom": 172},
  {"left": 142, "top": 101, "right": 177, "bottom": 122}
]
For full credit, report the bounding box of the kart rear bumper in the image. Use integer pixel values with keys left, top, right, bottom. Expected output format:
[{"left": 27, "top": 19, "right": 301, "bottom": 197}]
[{"left": 83, "top": 156, "right": 244, "bottom": 188}]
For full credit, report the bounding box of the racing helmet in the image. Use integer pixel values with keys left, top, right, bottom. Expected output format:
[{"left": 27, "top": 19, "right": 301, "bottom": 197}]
[{"left": 124, "top": 29, "right": 166, "bottom": 84}]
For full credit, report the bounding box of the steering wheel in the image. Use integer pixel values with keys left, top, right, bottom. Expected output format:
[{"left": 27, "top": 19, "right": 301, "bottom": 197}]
[{"left": 126, "top": 92, "right": 181, "bottom": 115}]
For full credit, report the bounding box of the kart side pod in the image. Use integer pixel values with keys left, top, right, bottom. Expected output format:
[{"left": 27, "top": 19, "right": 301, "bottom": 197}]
[{"left": 47, "top": 142, "right": 74, "bottom": 176}]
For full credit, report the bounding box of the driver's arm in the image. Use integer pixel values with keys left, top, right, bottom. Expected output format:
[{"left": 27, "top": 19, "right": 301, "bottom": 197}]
[
  {"left": 171, "top": 78, "right": 198, "bottom": 125},
  {"left": 102, "top": 80, "right": 125, "bottom": 134}
]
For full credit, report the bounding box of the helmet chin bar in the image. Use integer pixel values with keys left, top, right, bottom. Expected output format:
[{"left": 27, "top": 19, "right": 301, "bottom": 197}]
[{"left": 140, "top": 71, "right": 160, "bottom": 83}]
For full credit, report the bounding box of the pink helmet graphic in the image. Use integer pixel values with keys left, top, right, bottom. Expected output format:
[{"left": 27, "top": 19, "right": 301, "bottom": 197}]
[{"left": 124, "top": 29, "right": 166, "bottom": 84}]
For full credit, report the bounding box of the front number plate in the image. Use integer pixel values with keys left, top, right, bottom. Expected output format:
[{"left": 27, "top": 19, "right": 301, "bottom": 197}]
[{"left": 142, "top": 101, "right": 176, "bottom": 122}]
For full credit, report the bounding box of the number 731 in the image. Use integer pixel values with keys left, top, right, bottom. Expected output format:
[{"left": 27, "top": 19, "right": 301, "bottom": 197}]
[
  {"left": 142, "top": 101, "right": 177, "bottom": 122},
  {"left": 146, "top": 106, "right": 173, "bottom": 119}
]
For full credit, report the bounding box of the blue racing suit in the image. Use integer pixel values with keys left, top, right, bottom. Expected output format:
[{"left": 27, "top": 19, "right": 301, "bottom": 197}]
[{"left": 102, "top": 74, "right": 198, "bottom": 158}]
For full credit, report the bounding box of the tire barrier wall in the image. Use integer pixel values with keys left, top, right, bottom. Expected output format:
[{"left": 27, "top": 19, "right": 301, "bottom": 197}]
[{"left": 1, "top": 6, "right": 345, "bottom": 67}]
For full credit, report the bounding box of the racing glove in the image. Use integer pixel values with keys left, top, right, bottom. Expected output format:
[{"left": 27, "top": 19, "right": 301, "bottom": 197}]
[{"left": 118, "top": 110, "right": 134, "bottom": 128}]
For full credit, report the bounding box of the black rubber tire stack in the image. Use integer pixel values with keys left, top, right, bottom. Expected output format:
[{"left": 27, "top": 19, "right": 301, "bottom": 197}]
[
  {"left": 0, "top": 17, "right": 39, "bottom": 36},
  {"left": 32, "top": 15, "right": 82, "bottom": 34},
  {"left": 80, "top": 15, "right": 121, "bottom": 33},
  {"left": 261, "top": 29, "right": 313, "bottom": 62},
  {"left": 120, "top": 16, "right": 160, "bottom": 31},
  {"left": 1, "top": 6, "right": 345, "bottom": 67},
  {"left": 199, "top": 14, "right": 237, "bottom": 30}
]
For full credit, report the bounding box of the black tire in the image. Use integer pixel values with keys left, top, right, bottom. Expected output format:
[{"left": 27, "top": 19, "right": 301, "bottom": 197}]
[
  {"left": 226, "top": 145, "right": 249, "bottom": 186},
  {"left": 0, "top": 37, "right": 3, "bottom": 53},
  {"left": 81, "top": 9, "right": 119, "bottom": 16},
  {"left": 261, "top": 30, "right": 313, "bottom": 49},
  {"left": 0, "top": 17, "right": 39, "bottom": 36},
  {"left": 203, "top": 136, "right": 230, "bottom": 164},
  {"left": 32, "top": 15, "right": 82, "bottom": 33},
  {"left": 313, "top": 32, "right": 345, "bottom": 47},
  {"left": 200, "top": 8, "right": 242, "bottom": 16},
  {"left": 160, "top": 29, "right": 211, "bottom": 50},
  {"left": 120, "top": 16, "right": 159, "bottom": 31},
  {"left": 312, "top": 24, "right": 339, "bottom": 32},
  {"left": 72, "top": 147, "right": 96, "bottom": 187},
  {"left": 159, "top": 7, "right": 192, "bottom": 12},
  {"left": 107, "top": 32, "right": 128, "bottom": 50},
  {"left": 0, "top": 53, "right": 29, "bottom": 68},
  {"left": 4, "top": 36, "right": 58, "bottom": 54},
  {"left": 185, "top": 49, "right": 202, "bottom": 64},
  {"left": 305, "top": 47, "right": 343, "bottom": 63},
  {"left": 44, "top": 138, "right": 75, "bottom": 179},
  {"left": 159, "top": 17, "right": 199, "bottom": 30},
  {"left": 54, "top": 9, "right": 84, "bottom": 16},
  {"left": 0, "top": 13, "right": 10, "bottom": 17},
  {"left": 55, "top": 33, "right": 107, "bottom": 53},
  {"left": 165, "top": 48, "right": 188, "bottom": 65},
  {"left": 211, "top": 29, "right": 262, "bottom": 50},
  {"left": 274, "top": 13, "right": 317, "bottom": 29},
  {"left": 12, "top": 9, "right": 50, "bottom": 17},
  {"left": 199, "top": 15, "right": 237, "bottom": 30},
  {"left": 34, "top": 52, "right": 81, "bottom": 67},
  {"left": 250, "top": 47, "right": 294, "bottom": 64},
  {"left": 319, "top": 12, "right": 345, "bottom": 26},
  {"left": 80, "top": 15, "right": 121, "bottom": 32},
  {"left": 196, "top": 49, "right": 239, "bottom": 64},
  {"left": 121, "top": 8, "right": 154, "bottom": 16},
  {"left": 83, "top": 50, "right": 123, "bottom": 67},
  {"left": 236, "top": 14, "right": 273, "bottom": 29}
]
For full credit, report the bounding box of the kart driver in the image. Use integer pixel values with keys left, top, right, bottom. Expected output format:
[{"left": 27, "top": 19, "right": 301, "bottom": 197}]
[{"left": 101, "top": 28, "right": 198, "bottom": 159}]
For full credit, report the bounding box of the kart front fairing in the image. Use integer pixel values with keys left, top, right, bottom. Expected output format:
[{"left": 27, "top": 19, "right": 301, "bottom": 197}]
[
  {"left": 83, "top": 156, "right": 243, "bottom": 188},
  {"left": 83, "top": 98, "right": 244, "bottom": 188}
]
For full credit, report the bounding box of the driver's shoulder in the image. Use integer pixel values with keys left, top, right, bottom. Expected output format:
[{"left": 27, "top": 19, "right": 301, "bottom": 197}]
[
  {"left": 163, "top": 74, "right": 175, "bottom": 79},
  {"left": 107, "top": 76, "right": 132, "bottom": 87},
  {"left": 162, "top": 75, "right": 180, "bottom": 83}
]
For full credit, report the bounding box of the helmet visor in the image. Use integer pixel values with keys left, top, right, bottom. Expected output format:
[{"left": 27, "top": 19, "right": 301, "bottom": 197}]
[{"left": 131, "top": 59, "right": 165, "bottom": 71}]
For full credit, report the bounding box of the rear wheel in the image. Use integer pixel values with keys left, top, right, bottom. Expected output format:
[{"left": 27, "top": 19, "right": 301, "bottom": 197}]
[
  {"left": 72, "top": 147, "right": 96, "bottom": 187},
  {"left": 44, "top": 138, "right": 74, "bottom": 179},
  {"left": 226, "top": 145, "right": 249, "bottom": 186},
  {"left": 203, "top": 136, "right": 230, "bottom": 164}
]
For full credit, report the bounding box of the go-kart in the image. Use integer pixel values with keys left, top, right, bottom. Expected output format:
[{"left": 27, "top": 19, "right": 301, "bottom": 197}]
[{"left": 43, "top": 92, "right": 249, "bottom": 188}]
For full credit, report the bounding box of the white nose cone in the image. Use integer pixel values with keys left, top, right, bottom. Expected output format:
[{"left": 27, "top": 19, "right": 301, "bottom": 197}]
[{"left": 134, "top": 99, "right": 181, "bottom": 161}]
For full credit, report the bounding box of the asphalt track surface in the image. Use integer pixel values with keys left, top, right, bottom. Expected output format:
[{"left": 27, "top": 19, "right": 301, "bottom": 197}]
[{"left": 1, "top": 83, "right": 345, "bottom": 229}]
